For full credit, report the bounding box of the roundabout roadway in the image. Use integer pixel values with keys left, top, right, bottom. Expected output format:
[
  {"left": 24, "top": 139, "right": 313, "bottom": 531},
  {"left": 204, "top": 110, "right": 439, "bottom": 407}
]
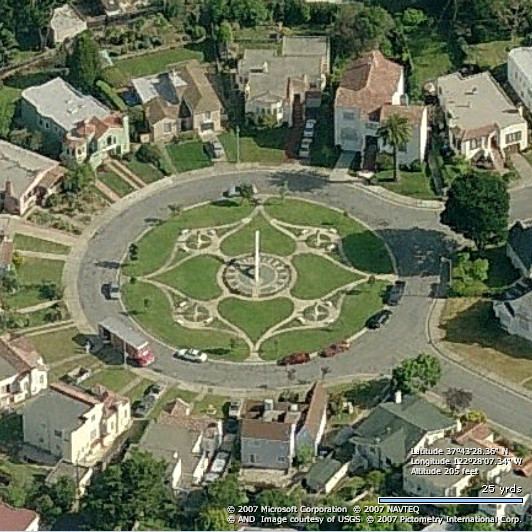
[{"left": 73, "top": 168, "right": 532, "bottom": 439}]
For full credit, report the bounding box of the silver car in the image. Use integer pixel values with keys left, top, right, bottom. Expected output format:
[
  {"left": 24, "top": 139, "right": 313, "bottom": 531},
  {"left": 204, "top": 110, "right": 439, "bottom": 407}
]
[{"left": 175, "top": 348, "right": 208, "bottom": 363}]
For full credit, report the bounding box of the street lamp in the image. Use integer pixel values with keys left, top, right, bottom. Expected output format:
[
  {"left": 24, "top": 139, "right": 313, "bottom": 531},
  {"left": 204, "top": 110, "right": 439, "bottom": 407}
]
[{"left": 236, "top": 125, "right": 240, "bottom": 164}]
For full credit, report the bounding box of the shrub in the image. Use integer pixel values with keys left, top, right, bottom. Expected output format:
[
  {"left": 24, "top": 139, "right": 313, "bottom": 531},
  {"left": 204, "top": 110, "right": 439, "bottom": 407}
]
[
  {"left": 137, "top": 144, "right": 163, "bottom": 165},
  {"left": 95, "top": 80, "right": 127, "bottom": 111},
  {"left": 188, "top": 25, "right": 206, "bottom": 41},
  {"left": 410, "top": 159, "right": 422, "bottom": 172},
  {"left": 376, "top": 152, "right": 394, "bottom": 171}
]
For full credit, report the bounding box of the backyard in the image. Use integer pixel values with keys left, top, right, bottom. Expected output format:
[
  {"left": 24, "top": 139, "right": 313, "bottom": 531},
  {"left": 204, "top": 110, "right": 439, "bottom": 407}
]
[
  {"left": 29, "top": 326, "right": 87, "bottom": 364},
  {"left": 13, "top": 234, "right": 70, "bottom": 255}
]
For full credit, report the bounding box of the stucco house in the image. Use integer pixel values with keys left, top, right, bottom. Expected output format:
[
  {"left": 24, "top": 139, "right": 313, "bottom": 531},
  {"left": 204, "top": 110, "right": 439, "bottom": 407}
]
[
  {"left": 479, "top": 471, "right": 532, "bottom": 520},
  {"left": 334, "top": 51, "right": 428, "bottom": 165},
  {"left": 236, "top": 36, "right": 330, "bottom": 127},
  {"left": 50, "top": 5, "right": 87, "bottom": 45},
  {"left": 131, "top": 60, "right": 223, "bottom": 141},
  {"left": 339, "top": 393, "right": 457, "bottom": 471},
  {"left": 21, "top": 77, "right": 130, "bottom": 169},
  {"left": 436, "top": 71, "right": 527, "bottom": 161},
  {"left": 0, "top": 502, "right": 40, "bottom": 531},
  {"left": 0, "top": 336, "right": 48, "bottom": 409},
  {"left": 23, "top": 382, "right": 131, "bottom": 465},
  {"left": 508, "top": 47, "right": 532, "bottom": 112},
  {"left": 0, "top": 140, "right": 65, "bottom": 216}
]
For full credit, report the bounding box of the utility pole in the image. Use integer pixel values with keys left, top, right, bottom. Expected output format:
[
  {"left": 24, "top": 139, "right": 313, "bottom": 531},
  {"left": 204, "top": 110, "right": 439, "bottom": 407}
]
[{"left": 236, "top": 125, "right": 240, "bottom": 164}]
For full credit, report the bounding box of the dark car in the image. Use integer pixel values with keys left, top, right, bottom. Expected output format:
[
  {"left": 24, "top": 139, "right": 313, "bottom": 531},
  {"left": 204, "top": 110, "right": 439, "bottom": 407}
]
[
  {"left": 366, "top": 309, "right": 392, "bottom": 329},
  {"left": 133, "top": 396, "right": 155, "bottom": 417},
  {"left": 319, "top": 340, "right": 350, "bottom": 358},
  {"left": 278, "top": 351, "right": 311, "bottom": 366},
  {"left": 386, "top": 280, "right": 406, "bottom": 306}
]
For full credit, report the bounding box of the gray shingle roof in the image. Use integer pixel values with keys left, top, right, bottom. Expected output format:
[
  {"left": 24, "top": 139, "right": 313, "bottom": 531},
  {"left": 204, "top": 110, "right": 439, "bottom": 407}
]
[
  {"left": 508, "top": 221, "right": 532, "bottom": 273},
  {"left": 306, "top": 456, "right": 345, "bottom": 491}
]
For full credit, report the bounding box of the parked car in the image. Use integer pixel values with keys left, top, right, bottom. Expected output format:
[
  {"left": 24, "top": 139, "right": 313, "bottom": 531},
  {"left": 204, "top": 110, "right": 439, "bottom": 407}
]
[
  {"left": 207, "top": 139, "right": 225, "bottom": 159},
  {"left": 146, "top": 383, "right": 165, "bottom": 400},
  {"left": 303, "top": 119, "right": 316, "bottom": 138},
  {"left": 104, "top": 282, "right": 120, "bottom": 300},
  {"left": 299, "top": 145, "right": 311, "bottom": 159},
  {"left": 319, "top": 340, "right": 350, "bottom": 358},
  {"left": 175, "top": 348, "right": 208, "bottom": 363},
  {"left": 386, "top": 280, "right": 406, "bottom": 306},
  {"left": 366, "top": 309, "right": 392, "bottom": 329},
  {"left": 223, "top": 184, "right": 258, "bottom": 198},
  {"left": 278, "top": 351, "right": 310, "bottom": 366},
  {"left": 229, "top": 398, "right": 243, "bottom": 418},
  {"left": 133, "top": 396, "right": 155, "bottom": 417}
]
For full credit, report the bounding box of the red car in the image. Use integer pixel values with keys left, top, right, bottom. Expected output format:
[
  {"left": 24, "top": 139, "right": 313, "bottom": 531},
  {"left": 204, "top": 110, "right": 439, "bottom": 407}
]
[
  {"left": 278, "top": 351, "right": 310, "bottom": 366},
  {"left": 319, "top": 340, "right": 350, "bottom": 358}
]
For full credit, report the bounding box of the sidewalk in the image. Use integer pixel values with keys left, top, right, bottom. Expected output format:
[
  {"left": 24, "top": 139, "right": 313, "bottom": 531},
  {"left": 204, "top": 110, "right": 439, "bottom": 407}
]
[
  {"left": 329, "top": 152, "right": 356, "bottom": 182},
  {"left": 7, "top": 218, "right": 78, "bottom": 246}
]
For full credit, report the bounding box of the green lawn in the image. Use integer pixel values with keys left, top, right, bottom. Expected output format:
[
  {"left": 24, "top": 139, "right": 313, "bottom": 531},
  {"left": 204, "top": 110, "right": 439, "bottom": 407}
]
[
  {"left": 265, "top": 198, "right": 393, "bottom": 274},
  {"left": 123, "top": 201, "right": 253, "bottom": 277},
  {"left": 0, "top": 85, "right": 21, "bottom": 107},
  {"left": 260, "top": 281, "right": 388, "bottom": 359},
  {"left": 220, "top": 213, "right": 295, "bottom": 256},
  {"left": 166, "top": 140, "right": 212, "bottom": 173},
  {"left": 51, "top": 355, "right": 103, "bottom": 380},
  {"left": 292, "top": 254, "right": 361, "bottom": 299},
  {"left": 15, "top": 304, "right": 69, "bottom": 331},
  {"left": 218, "top": 297, "right": 294, "bottom": 342},
  {"left": 84, "top": 367, "right": 137, "bottom": 393},
  {"left": 122, "top": 280, "right": 249, "bottom": 361},
  {"left": 3, "top": 258, "right": 65, "bottom": 309},
  {"left": 148, "top": 386, "right": 198, "bottom": 419},
  {"left": 376, "top": 166, "right": 438, "bottom": 200},
  {"left": 192, "top": 394, "right": 229, "bottom": 418},
  {"left": 14, "top": 234, "right": 70, "bottom": 255},
  {"left": 219, "top": 128, "right": 287, "bottom": 165},
  {"left": 465, "top": 38, "right": 521, "bottom": 70},
  {"left": 98, "top": 170, "right": 135, "bottom": 197},
  {"left": 115, "top": 47, "right": 205, "bottom": 80},
  {"left": 29, "top": 326, "right": 86, "bottom": 364},
  {"left": 407, "top": 27, "right": 453, "bottom": 94},
  {"left": 125, "top": 378, "right": 154, "bottom": 402},
  {"left": 126, "top": 156, "right": 164, "bottom": 184},
  {"left": 0, "top": 461, "right": 45, "bottom": 508},
  {"left": 155, "top": 255, "right": 224, "bottom": 300}
]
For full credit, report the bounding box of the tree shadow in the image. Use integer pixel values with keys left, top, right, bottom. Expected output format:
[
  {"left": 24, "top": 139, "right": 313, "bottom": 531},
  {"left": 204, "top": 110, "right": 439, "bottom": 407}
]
[
  {"left": 268, "top": 170, "right": 329, "bottom": 194},
  {"left": 94, "top": 260, "right": 121, "bottom": 270}
]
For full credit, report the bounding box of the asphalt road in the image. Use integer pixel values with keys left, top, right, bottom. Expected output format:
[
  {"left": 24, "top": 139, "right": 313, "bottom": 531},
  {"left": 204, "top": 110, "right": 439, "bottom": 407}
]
[{"left": 77, "top": 169, "right": 532, "bottom": 438}]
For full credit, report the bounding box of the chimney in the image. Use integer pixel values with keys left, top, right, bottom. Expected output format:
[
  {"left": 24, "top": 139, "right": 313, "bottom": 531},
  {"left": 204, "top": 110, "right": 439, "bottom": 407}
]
[
  {"left": 264, "top": 398, "right": 274, "bottom": 411},
  {"left": 394, "top": 390, "right": 402, "bottom": 404},
  {"left": 262, "top": 61, "right": 268, "bottom": 74},
  {"left": 5, "top": 181, "right": 14, "bottom": 199}
]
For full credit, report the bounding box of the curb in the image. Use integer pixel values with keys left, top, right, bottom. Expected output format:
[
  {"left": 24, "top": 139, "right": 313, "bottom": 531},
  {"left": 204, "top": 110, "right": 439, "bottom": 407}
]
[{"left": 350, "top": 183, "right": 444, "bottom": 210}]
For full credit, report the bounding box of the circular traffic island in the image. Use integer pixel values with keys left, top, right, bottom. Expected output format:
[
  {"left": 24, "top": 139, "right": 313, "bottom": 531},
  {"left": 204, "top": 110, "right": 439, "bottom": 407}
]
[{"left": 121, "top": 197, "right": 395, "bottom": 362}]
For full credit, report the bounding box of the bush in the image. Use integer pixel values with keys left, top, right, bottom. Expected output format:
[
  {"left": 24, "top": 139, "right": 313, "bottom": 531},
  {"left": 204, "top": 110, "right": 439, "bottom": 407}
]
[
  {"left": 376, "top": 152, "right": 393, "bottom": 171},
  {"left": 137, "top": 144, "right": 163, "bottom": 165},
  {"left": 188, "top": 25, "right": 206, "bottom": 41},
  {"left": 410, "top": 159, "right": 422, "bottom": 172},
  {"left": 95, "top": 80, "right": 127, "bottom": 112}
]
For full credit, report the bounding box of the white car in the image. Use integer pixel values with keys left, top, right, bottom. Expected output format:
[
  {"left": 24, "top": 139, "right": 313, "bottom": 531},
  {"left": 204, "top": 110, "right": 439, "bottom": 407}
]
[
  {"left": 305, "top": 119, "right": 317, "bottom": 128},
  {"left": 175, "top": 348, "right": 208, "bottom": 363},
  {"left": 299, "top": 146, "right": 310, "bottom": 158},
  {"left": 303, "top": 128, "right": 314, "bottom": 139},
  {"left": 229, "top": 398, "right": 243, "bottom": 418},
  {"left": 301, "top": 138, "right": 312, "bottom": 149},
  {"left": 303, "top": 120, "right": 316, "bottom": 138}
]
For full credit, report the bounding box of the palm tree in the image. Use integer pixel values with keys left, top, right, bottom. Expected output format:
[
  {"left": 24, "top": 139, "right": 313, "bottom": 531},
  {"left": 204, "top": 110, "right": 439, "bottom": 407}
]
[{"left": 377, "top": 113, "right": 413, "bottom": 182}]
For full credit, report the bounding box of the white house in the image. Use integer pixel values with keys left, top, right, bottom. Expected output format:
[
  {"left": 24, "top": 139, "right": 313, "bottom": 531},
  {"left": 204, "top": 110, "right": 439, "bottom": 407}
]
[
  {"left": 508, "top": 47, "right": 532, "bottom": 112},
  {"left": 334, "top": 51, "right": 428, "bottom": 165},
  {"left": 0, "top": 336, "right": 48, "bottom": 408},
  {"left": 437, "top": 71, "right": 527, "bottom": 161},
  {"left": 479, "top": 471, "right": 532, "bottom": 520}
]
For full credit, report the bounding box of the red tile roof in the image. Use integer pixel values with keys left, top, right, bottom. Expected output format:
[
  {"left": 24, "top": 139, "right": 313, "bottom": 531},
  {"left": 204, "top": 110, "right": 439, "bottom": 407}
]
[
  {"left": 301, "top": 383, "right": 327, "bottom": 440},
  {"left": 336, "top": 51, "right": 403, "bottom": 115},
  {"left": 0, "top": 502, "right": 38, "bottom": 531}
]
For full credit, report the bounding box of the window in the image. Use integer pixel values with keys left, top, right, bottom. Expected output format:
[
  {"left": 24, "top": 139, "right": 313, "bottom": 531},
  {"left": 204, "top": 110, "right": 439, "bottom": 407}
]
[
  {"left": 54, "top": 429, "right": 62, "bottom": 438},
  {"left": 277, "top": 456, "right": 286, "bottom": 463},
  {"left": 398, "top": 143, "right": 407, "bottom": 153},
  {"left": 506, "top": 131, "right": 522, "bottom": 144},
  {"left": 164, "top": 122, "right": 172, "bottom": 133},
  {"left": 470, "top": 138, "right": 479, "bottom": 150},
  {"left": 249, "top": 454, "right": 256, "bottom": 463},
  {"left": 343, "top": 111, "right": 355, "bottom": 121},
  {"left": 205, "top": 111, "right": 211, "bottom": 120},
  {"left": 107, "top": 136, "right": 112, "bottom": 146}
]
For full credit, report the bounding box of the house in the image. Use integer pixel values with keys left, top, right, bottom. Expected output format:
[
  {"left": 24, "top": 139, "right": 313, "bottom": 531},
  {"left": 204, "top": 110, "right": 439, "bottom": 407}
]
[
  {"left": 403, "top": 437, "right": 511, "bottom": 498},
  {"left": 0, "top": 232, "right": 14, "bottom": 275},
  {"left": 136, "top": 421, "right": 211, "bottom": 490},
  {"left": 21, "top": 77, "right": 130, "bottom": 169},
  {"left": 436, "top": 72, "right": 527, "bottom": 162},
  {"left": 339, "top": 393, "right": 457, "bottom": 471},
  {"left": 0, "top": 336, "right": 48, "bottom": 408},
  {"left": 508, "top": 47, "right": 532, "bottom": 112},
  {"left": 0, "top": 140, "right": 65, "bottom": 215},
  {"left": 131, "top": 60, "right": 223, "bottom": 141},
  {"left": 493, "top": 288, "right": 532, "bottom": 341},
  {"left": 240, "top": 384, "right": 328, "bottom": 471},
  {"left": 305, "top": 455, "right": 348, "bottom": 494},
  {"left": 236, "top": 36, "right": 330, "bottom": 126},
  {"left": 0, "top": 502, "right": 39, "bottom": 531},
  {"left": 23, "top": 382, "right": 131, "bottom": 465},
  {"left": 505, "top": 221, "right": 532, "bottom": 278},
  {"left": 49, "top": 5, "right": 87, "bottom": 45},
  {"left": 479, "top": 471, "right": 532, "bottom": 520},
  {"left": 334, "top": 51, "right": 428, "bottom": 165}
]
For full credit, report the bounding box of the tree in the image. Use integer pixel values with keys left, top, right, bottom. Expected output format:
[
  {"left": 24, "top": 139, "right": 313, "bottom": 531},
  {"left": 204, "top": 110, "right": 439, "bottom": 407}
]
[
  {"left": 377, "top": 113, "right": 412, "bottom": 182},
  {"left": 2, "top": 269, "right": 19, "bottom": 293},
  {"left": 443, "top": 387, "right": 473, "bottom": 415},
  {"left": 68, "top": 31, "right": 102, "bottom": 93},
  {"left": 490, "top": 0, "right": 532, "bottom": 36},
  {"left": 441, "top": 171, "right": 509, "bottom": 250},
  {"left": 39, "top": 282, "right": 62, "bottom": 301},
  {"left": 228, "top": 0, "right": 269, "bottom": 27},
  {"left": 257, "top": 113, "right": 280, "bottom": 129},
  {"left": 45, "top": 303, "right": 65, "bottom": 323},
  {"left": 451, "top": 252, "right": 489, "bottom": 296},
  {"left": 254, "top": 489, "right": 299, "bottom": 520},
  {"left": 196, "top": 507, "right": 235, "bottom": 531},
  {"left": 61, "top": 164, "right": 94, "bottom": 198},
  {"left": 215, "top": 21, "right": 233, "bottom": 46},
  {"left": 365, "top": 470, "right": 386, "bottom": 492},
  {"left": 0, "top": 98, "right": 15, "bottom": 139},
  {"left": 462, "top": 409, "right": 486, "bottom": 424},
  {"left": 400, "top": 8, "right": 427, "bottom": 31},
  {"left": 204, "top": 473, "right": 248, "bottom": 508},
  {"left": 294, "top": 443, "right": 314, "bottom": 467},
  {"left": 392, "top": 353, "right": 442, "bottom": 395},
  {"left": 83, "top": 451, "right": 169, "bottom": 530},
  {"left": 273, "top": 0, "right": 310, "bottom": 26},
  {"left": 331, "top": 3, "right": 394, "bottom": 58},
  {"left": 239, "top": 182, "right": 255, "bottom": 204},
  {"left": 129, "top": 243, "right": 139, "bottom": 261},
  {"left": 204, "top": 0, "right": 229, "bottom": 27},
  {"left": 0, "top": 23, "right": 17, "bottom": 67}
]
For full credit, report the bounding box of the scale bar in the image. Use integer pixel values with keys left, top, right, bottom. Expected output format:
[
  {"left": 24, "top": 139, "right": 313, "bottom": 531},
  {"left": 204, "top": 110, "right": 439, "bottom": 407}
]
[{"left": 379, "top": 497, "right": 524, "bottom": 505}]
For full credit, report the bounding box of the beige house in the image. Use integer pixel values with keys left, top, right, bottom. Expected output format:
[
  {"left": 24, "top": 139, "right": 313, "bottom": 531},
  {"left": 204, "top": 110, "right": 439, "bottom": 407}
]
[
  {"left": 50, "top": 5, "right": 87, "bottom": 45},
  {"left": 132, "top": 60, "right": 223, "bottom": 141},
  {"left": 0, "top": 140, "right": 65, "bottom": 216},
  {"left": 334, "top": 51, "right": 428, "bottom": 165},
  {"left": 437, "top": 72, "right": 528, "bottom": 162},
  {"left": 0, "top": 336, "right": 48, "bottom": 408},
  {"left": 23, "top": 382, "right": 131, "bottom": 465},
  {"left": 236, "top": 36, "right": 330, "bottom": 126}
]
